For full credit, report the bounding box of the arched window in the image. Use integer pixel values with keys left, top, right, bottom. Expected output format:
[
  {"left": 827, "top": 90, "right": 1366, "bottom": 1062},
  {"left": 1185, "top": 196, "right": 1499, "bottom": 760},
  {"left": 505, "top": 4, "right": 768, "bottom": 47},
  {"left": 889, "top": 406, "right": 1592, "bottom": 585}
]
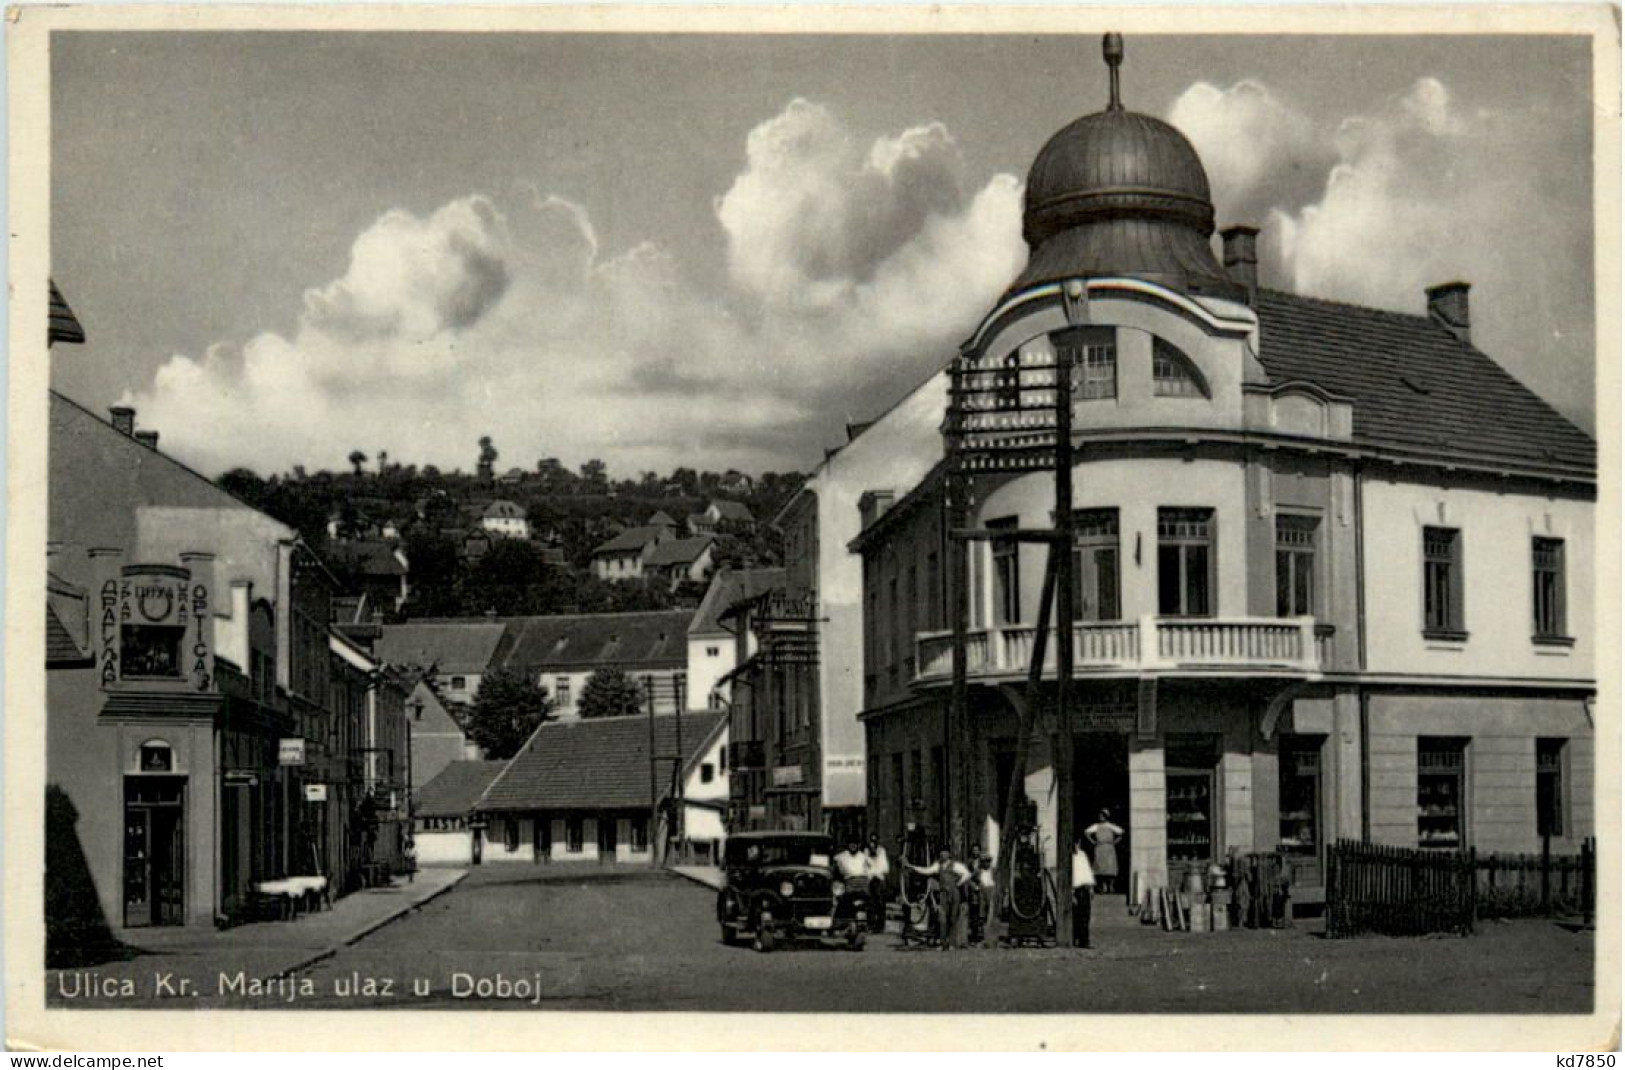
[{"left": 1153, "top": 338, "right": 1209, "bottom": 398}]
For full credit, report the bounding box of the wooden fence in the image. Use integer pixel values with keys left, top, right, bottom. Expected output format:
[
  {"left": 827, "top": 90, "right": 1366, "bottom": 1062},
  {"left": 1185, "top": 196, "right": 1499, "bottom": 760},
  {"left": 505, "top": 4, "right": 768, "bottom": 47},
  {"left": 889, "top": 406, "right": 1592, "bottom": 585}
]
[
  {"left": 1325, "top": 839, "right": 1476, "bottom": 938},
  {"left": 1476, "top": 838, "right": 1596, "bottom": 920},
  {"left": 1327, "top": 837, "right": 1597, "bottom": 938}
]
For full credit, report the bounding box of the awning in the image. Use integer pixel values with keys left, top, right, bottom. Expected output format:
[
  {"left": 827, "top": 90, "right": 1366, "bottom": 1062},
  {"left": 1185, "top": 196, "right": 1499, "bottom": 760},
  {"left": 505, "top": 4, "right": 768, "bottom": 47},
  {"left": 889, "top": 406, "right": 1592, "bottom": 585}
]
[{"left": 101, "top": 691, "right": 224, "bottom": 721}]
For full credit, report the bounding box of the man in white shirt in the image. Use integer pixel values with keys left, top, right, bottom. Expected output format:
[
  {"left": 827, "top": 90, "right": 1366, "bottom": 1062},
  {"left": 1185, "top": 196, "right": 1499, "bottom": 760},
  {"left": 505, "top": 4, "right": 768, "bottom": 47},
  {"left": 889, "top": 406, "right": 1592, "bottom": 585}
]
[
  {"left": 1071, "top": 838, "right": 1096, "bottom": 949},
  {"left": 906, "top": 848, "right": 972, "bottom": 949}
]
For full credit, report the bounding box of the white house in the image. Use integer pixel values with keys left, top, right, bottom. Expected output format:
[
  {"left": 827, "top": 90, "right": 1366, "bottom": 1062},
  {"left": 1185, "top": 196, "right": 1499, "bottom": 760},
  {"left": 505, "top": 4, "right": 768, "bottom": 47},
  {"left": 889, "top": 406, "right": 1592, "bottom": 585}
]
[{"left": 479, "top": 500, "right": 531, "bottom": 540}]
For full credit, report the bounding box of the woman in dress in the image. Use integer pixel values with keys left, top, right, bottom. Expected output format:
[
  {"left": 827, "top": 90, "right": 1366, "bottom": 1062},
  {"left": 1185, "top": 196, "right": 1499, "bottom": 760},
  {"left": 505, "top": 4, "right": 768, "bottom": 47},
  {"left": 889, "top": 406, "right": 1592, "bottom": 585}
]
[{"left": 1084, "top": 809, "right": 1125, "bottom": 895}]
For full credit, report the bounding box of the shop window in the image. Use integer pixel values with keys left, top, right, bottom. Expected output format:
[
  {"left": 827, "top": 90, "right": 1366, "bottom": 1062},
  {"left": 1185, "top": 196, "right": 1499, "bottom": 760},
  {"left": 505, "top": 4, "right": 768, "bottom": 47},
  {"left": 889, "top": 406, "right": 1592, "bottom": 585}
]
[
  {"left": 1422, "top": 527, "right": 1464, "bottom": 637},
  {"left": 630, "top": 817, "right": 649, "bottom": 852},
  {"left": 1277, "top": 736, "right": 1322, "bottom": 863},
  {"left": 1275, "top": 515, "right": 1319, "bottom": 617},
  {"left": 1536, "top": 738, "right": 1566, "bottom": 839},
  {"left": 1072, "top": 508, "right": 1120, "bottom": 622},
  {"left": 566, "top": 817, "right": 584, "bottom": 853},
  {"left": 1157, "top": 508, "right": 1214, "bottom": 617},
  {"left": 1418, "top": 737, "right": 1468, "bottom": 849},
  {"left": 1532, "top": 538, "right": 1567, "bottom": 640},
  {"left": 1165, "top": 735, "right": 1219, "bottom": 867},
  {"left": 1152, "top": 338, "right": 1209, "bottom": 398},
  {"left": 989, "top": 516, "right": 1021, "bottom": 625},
  {"left": 122, "top": 624, "right": 184, "bottom": 679},
  {"left": 503, "top": 817, "right": 519, "bottom": 852}
]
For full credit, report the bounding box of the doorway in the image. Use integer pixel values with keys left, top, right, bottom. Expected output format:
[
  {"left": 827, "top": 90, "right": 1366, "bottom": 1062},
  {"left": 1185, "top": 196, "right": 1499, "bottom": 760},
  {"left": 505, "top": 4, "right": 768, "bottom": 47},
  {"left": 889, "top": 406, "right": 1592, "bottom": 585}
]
[
  {"left": 1073, "top": 735, "right": 1130, "bottom": 901},
  {"left": 123, "top": 777, "right": 186, "bottom": 927}
]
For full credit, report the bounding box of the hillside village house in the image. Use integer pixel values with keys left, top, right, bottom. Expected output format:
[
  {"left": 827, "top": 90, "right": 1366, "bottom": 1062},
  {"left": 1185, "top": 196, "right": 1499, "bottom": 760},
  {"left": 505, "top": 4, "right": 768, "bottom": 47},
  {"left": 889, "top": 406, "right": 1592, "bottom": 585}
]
[
  {"left": 324, "top": 539, "right": 410, "bottom": 614},
  {"left": 851, "top": 44, "right": 1595, "bottom": 907},
  {"left": 643, "top": 536, "right": 716, "bottom": 591},
  {"left": 493, "top": 609, "right": 693, "bottom": 718},
  {"left": 590, "top": 523, "right": 668, "bottom": 581},
  {"left": 687, "top": 498, "right": 755, "bottom": 536},
  {"left": 373, "top": 620, "right": 508, "bottom": 708},
  {"left": 473, "top": 710, "right": 728, "bottom": 865},
  {"left": 479, "top": 499, "right": 531, "bottom": 540},
  {"left": 686, "top": 568, "right": 786, "bottom": 711}
]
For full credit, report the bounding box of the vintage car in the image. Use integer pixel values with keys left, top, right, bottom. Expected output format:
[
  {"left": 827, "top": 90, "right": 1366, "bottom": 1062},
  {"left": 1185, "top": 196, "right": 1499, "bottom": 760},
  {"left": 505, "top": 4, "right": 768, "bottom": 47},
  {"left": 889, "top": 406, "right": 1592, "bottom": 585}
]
[{"left": 716, "top": 831, "right": 868, "bottom": 952}]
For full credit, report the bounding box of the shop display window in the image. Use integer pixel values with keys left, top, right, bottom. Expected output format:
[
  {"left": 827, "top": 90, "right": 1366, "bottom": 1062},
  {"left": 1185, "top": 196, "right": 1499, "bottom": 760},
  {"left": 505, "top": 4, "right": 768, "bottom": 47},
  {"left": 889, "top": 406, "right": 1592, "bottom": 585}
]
[{"left": 1418, "top": 737, "right": 1468, "bottom": 849}]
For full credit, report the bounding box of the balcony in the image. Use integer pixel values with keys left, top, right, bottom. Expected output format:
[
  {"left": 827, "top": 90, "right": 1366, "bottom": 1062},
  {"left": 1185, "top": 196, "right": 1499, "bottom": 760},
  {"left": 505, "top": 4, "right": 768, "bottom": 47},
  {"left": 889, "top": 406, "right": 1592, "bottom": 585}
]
[{"left": 914, "top": 616, "right": 1323, "bottom": 685}]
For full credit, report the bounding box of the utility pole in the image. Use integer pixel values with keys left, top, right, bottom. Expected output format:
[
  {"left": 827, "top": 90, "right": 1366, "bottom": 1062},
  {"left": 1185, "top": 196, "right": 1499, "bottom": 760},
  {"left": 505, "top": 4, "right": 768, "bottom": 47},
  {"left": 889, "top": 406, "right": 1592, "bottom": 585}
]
[
  {"left": 646, "top": 675, "right": 657, "bottom": 862},
  {"left": 1052, "top": 331, "right": 1080, "bottom": 946},
  {"left": 674, "top": 672, "right": 686, "bottom": 861},
  {"left": 947, "top": 414, "right": 971, "bottom": 859}
]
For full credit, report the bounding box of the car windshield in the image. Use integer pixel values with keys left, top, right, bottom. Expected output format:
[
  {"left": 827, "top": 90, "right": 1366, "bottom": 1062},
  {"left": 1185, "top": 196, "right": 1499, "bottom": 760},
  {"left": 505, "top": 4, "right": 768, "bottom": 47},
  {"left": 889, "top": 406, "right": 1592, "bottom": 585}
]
[{"left": 732, "top": 839, "right": 831, "bottom": 868}]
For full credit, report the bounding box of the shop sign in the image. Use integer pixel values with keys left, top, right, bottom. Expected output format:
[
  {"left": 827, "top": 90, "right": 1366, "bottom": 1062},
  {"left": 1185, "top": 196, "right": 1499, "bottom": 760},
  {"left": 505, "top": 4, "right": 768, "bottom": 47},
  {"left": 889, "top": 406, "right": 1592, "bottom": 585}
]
[
  {"left": 224, "top": 770, "right": 258, "bottom": 786},
  {"left": 99, "top": 563, "right": 214, "bottom": 692},
  {"left": 1076, "top": 705, "right": 1136, "bottom": 731},
  {"left": 278, "top": 737, "right": 307, "bottom": 766},
  {"left": 824, "top": 756, "right": 864, "bottom": 773},
  {"left": 303, "top": 783, "right": 328, "bottom": 803},
  {"left": 771, "top": 764, "right": 803, "bottom": 787}
]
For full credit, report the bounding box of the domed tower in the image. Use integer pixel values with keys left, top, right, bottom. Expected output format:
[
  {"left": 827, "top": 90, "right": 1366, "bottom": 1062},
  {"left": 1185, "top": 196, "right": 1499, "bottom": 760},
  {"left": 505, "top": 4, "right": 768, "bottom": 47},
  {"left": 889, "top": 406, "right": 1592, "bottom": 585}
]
[{"left": 1008, "top": 34, "right": 1242, "bottom": 300}]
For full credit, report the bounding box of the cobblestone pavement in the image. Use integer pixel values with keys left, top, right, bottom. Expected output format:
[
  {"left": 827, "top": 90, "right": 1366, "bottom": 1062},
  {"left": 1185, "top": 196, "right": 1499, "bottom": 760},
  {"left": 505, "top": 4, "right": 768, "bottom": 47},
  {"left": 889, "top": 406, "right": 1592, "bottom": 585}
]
[{"left": 47, "top": 866, "right": 1594, "bottom": 1013}]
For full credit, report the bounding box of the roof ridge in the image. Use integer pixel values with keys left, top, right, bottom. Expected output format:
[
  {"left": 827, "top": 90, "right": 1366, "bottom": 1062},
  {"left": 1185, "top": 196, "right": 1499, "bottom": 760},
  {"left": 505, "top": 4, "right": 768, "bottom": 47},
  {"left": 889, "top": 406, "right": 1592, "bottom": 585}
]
[{"left": 1258, "top": 286, "right": 1436, "bottom": 324}]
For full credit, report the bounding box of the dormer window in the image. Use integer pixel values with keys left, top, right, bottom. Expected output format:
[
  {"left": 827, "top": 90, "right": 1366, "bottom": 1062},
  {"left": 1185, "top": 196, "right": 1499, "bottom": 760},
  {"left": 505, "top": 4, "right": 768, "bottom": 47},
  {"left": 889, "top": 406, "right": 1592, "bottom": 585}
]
[{"left": 1153, "top": 338, "right": 1208, "bottom": 397}]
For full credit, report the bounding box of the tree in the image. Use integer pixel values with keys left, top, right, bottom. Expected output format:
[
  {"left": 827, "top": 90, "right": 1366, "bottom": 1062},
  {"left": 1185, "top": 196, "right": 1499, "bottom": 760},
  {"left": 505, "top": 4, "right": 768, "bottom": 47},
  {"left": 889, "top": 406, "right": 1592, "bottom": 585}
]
[
  {"left": 348, "top": 450, "right": 368, "bottom": 477},
  {"left": 577, "top": 667, "right": 645, "bottom": 720},
  {"left": 465, "top": 669, "right": 555, "bottom": 759}
]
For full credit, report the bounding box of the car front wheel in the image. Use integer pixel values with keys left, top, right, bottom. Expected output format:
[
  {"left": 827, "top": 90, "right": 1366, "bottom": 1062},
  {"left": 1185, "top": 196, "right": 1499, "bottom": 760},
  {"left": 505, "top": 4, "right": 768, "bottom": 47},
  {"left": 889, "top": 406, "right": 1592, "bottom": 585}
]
[{"left": 753, "top": 924, "right": 776, "bottom": 953}]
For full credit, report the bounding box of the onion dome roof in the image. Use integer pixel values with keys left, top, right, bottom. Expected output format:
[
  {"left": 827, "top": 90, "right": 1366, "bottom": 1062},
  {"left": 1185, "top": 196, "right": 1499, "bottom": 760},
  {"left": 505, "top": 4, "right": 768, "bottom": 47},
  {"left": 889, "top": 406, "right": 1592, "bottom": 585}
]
[{"left": 1008, "top": 35, "right": 1241, "bottom": 299}]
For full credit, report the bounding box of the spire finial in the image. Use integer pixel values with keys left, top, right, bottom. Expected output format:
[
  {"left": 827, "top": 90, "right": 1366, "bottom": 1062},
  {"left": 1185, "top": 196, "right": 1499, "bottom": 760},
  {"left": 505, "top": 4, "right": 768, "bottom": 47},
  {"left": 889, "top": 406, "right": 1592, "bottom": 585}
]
[{"left": 1103, "top": 32, "right": 1124, "bottom": 111}]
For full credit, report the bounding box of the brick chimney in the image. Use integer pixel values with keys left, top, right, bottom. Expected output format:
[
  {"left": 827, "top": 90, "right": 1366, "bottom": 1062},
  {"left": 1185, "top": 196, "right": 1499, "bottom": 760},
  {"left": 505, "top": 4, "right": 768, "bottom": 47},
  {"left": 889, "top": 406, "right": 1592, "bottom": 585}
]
[
  {"left": 1221, "top": 226, "right": 1259, "bottom": 300},
  {"left": 109, "top": 406, "right": 135, "bottom": 436},
  {"left": 135, "top": 430, "right": 160, "bottom": 450},
  {"left": 1426, "top": 281, "right": 1471, "bottom": 343}
]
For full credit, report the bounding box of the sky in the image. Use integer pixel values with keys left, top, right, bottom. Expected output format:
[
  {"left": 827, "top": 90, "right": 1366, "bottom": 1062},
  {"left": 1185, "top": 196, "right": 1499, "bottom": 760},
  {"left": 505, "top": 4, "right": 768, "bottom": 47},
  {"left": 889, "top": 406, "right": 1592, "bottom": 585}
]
[{"left": 50, "top": 32, "right": 1597, "bottom": 479}]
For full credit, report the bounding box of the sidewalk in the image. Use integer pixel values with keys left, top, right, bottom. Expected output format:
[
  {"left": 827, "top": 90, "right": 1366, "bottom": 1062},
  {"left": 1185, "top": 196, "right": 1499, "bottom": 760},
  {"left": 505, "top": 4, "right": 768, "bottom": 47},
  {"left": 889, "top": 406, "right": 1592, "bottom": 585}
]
[
  {"left": 48, "top": 868, "right": 467, "bottom": 993},
  {"left": 667, "top": 864, "right": 724, "bottom": 891}
]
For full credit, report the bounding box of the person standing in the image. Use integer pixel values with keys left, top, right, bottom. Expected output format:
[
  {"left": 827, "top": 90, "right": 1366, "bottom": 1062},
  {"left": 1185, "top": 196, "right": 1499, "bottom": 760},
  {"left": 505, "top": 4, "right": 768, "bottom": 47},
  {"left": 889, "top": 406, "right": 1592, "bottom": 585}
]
[
  {"left": 864, "top": 835, "right": 891, "bottom": 931},
  {"left": 906, "top": 848, "right": 971, "bottom": 949},
  {"left": 1084, "top": 809, "right": 1125, "bottom": 895},
  {"left": 1071, "top": 838, "right": 1096, "bottom": 949},
  {"left": 968, "top": 849, "right": 997, "bottom": 947}
]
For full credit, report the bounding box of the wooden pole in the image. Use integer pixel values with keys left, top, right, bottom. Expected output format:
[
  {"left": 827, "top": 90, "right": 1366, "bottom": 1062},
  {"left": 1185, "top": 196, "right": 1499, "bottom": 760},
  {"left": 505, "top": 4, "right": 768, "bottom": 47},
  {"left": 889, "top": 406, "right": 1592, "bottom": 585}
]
[
  {"left": 948, "top": 413, "right": 971, "bottom": 859},
  {"left": 674, "top": 672, "right": 685, "bottom": 861},
  {"left": 994, "top": 551, "right": 1058, "bottom": 906},
  {"left": 647, "top": 675, "right": 658, "bottom": 862},
  {"left": 1052, "top": 336, "right": 1078, "bottom": 946}
]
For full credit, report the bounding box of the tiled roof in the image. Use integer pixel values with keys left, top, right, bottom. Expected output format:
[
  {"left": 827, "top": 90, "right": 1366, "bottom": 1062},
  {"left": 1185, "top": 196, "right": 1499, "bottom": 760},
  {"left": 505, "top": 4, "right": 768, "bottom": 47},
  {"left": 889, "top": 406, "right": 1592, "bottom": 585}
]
[
  {"left": 482, "top": 500, "right": 525, "bottom": 519},
  {"left": 690, "top": 567, "right": 787, "bottom": 636},
  {"left": 324, "top": 539, "right": 407, "bottom": 577},
  {"left": 592, "top": 526, "right": 664, "bottom": 556},
  {"left": 47, "top": 571, "right": 92, "bottom": 665},
  {"left": 478, "top": 710, "right": 726, "bottom": 812},
  {"left": 643, "top": 536, "right": 713, "bottom": 568},
  {"left": 709, "top": 500, "right": 755, "bottom": 522},
  {"left": 417, "top": 760, "right": 506, "bottom": 818},
  {"left": 1254, "top": 290, "right": 1595, "bottom": 474},
  {"left": 648, "top": 510, "right": 677, "bottom": 526},
  {"left": 49, "top": 280, "right": 85, "bottom": 345},
  {"left": 499, "top": 609, "right": 693, "bottom": 673},
  {"left": 376, "top": 621, "right": 506, "bottom": 674}
]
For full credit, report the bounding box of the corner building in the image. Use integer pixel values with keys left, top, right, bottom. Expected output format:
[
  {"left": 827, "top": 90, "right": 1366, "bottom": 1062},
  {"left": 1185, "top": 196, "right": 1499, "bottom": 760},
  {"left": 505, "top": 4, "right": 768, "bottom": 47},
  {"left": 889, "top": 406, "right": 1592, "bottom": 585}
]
[{"left": 857, "top": 47, "right": 1595, "bottom": 905}]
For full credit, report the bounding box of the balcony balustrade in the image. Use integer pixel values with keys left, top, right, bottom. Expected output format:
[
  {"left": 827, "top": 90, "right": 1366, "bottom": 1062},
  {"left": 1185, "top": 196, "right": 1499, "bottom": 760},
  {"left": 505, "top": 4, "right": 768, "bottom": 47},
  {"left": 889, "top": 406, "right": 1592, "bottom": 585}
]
[{"left": 914, "top": 615, "right": 1321, "bottom": 684}]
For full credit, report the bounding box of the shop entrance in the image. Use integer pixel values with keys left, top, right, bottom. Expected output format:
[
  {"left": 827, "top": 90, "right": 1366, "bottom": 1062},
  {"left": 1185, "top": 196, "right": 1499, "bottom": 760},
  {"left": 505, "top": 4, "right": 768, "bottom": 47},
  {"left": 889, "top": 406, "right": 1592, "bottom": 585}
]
[
  {"left": 1074, "top": 734, "right": 1130, "bottom": 900},
  {"left": 123, "top": 777, "right": 186, "bottom": 927}
]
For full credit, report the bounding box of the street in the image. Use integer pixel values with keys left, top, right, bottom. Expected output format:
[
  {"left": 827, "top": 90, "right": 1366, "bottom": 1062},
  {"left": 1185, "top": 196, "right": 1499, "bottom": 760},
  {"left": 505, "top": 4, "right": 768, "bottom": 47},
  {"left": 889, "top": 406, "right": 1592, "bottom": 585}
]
[{"left": 55, "top": 866, "right": 1595, "bottom": 1013}]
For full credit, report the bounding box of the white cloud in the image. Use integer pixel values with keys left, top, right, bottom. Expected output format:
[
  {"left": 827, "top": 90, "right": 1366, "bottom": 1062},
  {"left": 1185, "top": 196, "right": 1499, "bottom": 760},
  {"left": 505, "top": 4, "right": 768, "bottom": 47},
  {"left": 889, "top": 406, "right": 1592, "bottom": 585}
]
[
  {"left": 1173, "top": 76, "right": 1593, "bottom": 431},
  {"left": 126, "top": 101, "right": 1025, "bottom": 477}
]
